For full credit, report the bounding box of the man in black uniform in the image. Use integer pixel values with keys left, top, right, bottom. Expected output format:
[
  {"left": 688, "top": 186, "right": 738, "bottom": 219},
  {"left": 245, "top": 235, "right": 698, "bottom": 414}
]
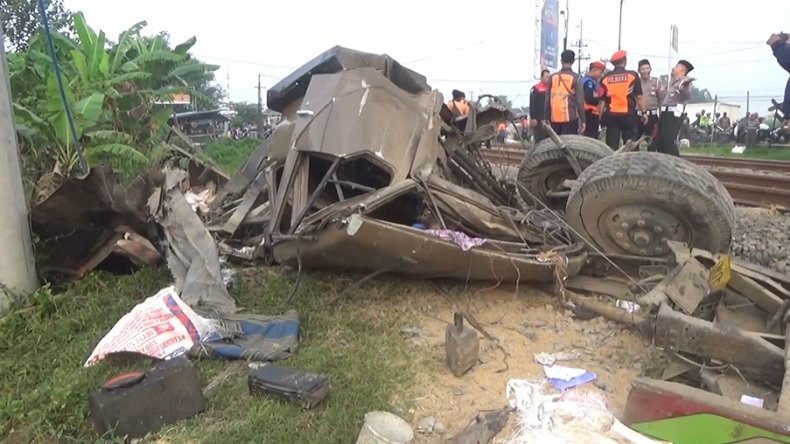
[{"left": 529, "top": 69, "right": 550, "bottom": 143}]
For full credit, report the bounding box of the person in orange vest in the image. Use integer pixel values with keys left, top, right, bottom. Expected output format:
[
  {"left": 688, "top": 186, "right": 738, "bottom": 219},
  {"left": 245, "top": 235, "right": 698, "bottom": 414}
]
[
  {"left": 544, "top": 50, "right": 585, "bottom": 135},
  {"left": 599, "top": 50, "right": 647, "bottom": 149},
  {"left": 496, "top": 121, "right": 507, "bottom": 143},
  {"left": 447, "top": 89, "right": 470, "bottom": 119},
  {"left": 581, "top": 61, "right": 606, "bottom": 139}
]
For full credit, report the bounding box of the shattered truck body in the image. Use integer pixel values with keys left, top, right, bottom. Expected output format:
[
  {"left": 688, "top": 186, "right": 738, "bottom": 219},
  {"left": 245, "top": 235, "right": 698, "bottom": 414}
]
[{"left": 208, "top": 46, "right": 587, "bottom": 282}]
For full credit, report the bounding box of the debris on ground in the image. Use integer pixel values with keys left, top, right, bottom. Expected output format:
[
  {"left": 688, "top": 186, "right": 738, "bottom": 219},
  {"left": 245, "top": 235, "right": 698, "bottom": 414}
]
[
  {"left": 247, "top": 363, "right": 330, "bottom": 409},
  {"left": 21, "top": 43, "right": 790, "bottom": 441},
  {"left": 88, "top": 357, "right": 206, "bottom": 440}
]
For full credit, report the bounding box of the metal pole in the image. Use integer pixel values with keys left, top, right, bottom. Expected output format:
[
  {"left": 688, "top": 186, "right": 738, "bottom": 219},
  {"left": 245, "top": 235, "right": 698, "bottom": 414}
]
[
  {"left": 0, "top": 29, "right": 39, "bottom": 312},
  {"left": 563, "top": 0, "right": 570, "bottom": 51},
  {"left": 618, "top": 0, "right": 624, "bottom": 50},
  {"left": 256, "top": 74, "right": 263, "bottom": 136},
  {"left": 577, "top": 20, "right": 583, "bottom": 73},
  {"left": 746, "top": 91, "right": 750, "bottom": 115}
]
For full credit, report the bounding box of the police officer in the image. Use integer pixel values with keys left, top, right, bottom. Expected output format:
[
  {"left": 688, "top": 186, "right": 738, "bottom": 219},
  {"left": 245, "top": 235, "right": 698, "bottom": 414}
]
[
  {"left": 649, "top": 59, "right": 695, "bottom": 156},
  {"left": 768, "top": 33, "right": 790, "bottom": 121},
  {"left": 581, "top": 61, "right": 605, "bottom": 139},
  {"left": 600, "top": 50, "right": 646, "bottom": 149},
  {"left": 529, "top": 69, "right": 550, "bottom": 142},
  {"left": 545, "top": 50, "right": 586, "bottom": 135},
  {"left": 637, "top": 59, "right": 660, "bottom": 146}
]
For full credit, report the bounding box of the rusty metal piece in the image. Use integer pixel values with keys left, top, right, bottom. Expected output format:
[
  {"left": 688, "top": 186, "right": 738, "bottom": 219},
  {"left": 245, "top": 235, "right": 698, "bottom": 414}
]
[
  {"left": 449, "top": 408, "right": 510, "bottom": 444},
  {"left": 567, "top": 291, "right": 649, "bottom": 331},
  {"left": 614, "top": 135, "right": 651, "bottom": 154},
  {"left": 654, "top": 304, "right": 784, "bottom": 384},
  {"left": 542, "top": 122, "right": 583, "bottom": 176}
]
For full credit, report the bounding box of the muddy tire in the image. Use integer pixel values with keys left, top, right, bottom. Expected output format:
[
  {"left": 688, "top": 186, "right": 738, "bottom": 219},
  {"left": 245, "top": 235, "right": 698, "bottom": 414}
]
[
  {"left": 565, "top": 152, "right": 735, "bottom": 257},
  {"left": 517, "top": 135, "right": 613, "bottom": 210}
]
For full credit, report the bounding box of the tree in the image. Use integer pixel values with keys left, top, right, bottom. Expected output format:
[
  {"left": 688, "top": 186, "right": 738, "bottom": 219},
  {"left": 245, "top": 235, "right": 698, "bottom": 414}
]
[
  {"left": 494, "top": 95, "right": 513, "bottom": 109},
  {"left": 1, "top": 0, "right": 72, "bottom": 52},
  {"left": 229, "top": 102, "right": 258, "bottom": 127},
  {"left": 690, "top": 86, "right": 713, "bottom": 104},
  {"left": 9, "top": 11, "right": 221, "bottom": 181}
]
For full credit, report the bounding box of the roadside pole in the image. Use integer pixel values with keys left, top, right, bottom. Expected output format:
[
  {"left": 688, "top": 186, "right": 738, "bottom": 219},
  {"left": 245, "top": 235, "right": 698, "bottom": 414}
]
[{"left": 0, "top": 29, "right": 40, "bottom": 313}]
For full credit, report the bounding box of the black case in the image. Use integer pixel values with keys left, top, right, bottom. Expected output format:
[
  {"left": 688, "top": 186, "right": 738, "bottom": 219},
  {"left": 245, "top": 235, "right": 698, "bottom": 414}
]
[
  {"left": 89, "top": 357, "right": 206, "bottom": 440},
  {"left": 248, "top": 363, "right": 330, "bottom": 409}
]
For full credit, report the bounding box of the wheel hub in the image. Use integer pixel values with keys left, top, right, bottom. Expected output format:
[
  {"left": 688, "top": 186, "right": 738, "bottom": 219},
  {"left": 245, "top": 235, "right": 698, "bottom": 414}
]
[{"left": 601, "top": 205, "right": 689, "bottom": 256}]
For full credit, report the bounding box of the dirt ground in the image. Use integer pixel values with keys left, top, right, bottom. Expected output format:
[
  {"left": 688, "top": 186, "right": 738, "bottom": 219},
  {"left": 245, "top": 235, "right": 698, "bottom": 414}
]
[{"left": 391, "top": 283, "right": 652, "bottom": 443}]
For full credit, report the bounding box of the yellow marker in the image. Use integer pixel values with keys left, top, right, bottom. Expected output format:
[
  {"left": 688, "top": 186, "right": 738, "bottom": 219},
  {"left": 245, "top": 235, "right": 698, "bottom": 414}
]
[{"left": 709, "top": 254, "right": 732, "bottom": 292}]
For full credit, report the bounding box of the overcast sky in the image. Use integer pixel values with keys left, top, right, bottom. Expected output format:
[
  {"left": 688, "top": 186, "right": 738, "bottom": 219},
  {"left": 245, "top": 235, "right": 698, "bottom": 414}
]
[{"left": 65, "top": 0, "right": 790, "bottom": 116}]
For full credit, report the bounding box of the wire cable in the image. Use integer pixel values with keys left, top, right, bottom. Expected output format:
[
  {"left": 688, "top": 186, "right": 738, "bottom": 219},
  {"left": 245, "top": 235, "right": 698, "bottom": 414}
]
[{"left": 37, "top": 0, "right": 87, "bottom": 175}]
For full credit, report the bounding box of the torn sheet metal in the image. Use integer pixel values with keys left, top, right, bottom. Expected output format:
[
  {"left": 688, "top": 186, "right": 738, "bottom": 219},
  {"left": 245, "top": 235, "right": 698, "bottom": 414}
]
[
  {"left": 31, "top": 166, "right": 161, "bottom": 278},
  {"left": 273, "top": 214, "right": 586, "bottom": 283},
  {"left": 654, "top": 304, "right": 785, "bottom": 384},
  {"left": 157, "top": 170, "right": 237, "bottom": 313}
]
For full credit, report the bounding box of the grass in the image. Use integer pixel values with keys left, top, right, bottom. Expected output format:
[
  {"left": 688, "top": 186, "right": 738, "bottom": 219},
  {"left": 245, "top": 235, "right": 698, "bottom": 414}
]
[
  {"left": 202, "top": 138, "right": 261, "bottom": 175},
  {"left": 681, "top": 144, "right": 790, "bottom": 160},
  {"left": 1, "top": 138, "right": 419, "bottom": 443},
  {"left": 0, "top": 267, "right": 418, "bottom": 443}
]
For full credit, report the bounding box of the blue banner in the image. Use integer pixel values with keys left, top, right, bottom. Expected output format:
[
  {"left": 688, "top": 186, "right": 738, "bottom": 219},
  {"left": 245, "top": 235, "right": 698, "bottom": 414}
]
[{"left": 540, "top": 0, "right": 559, "bottom": 70}]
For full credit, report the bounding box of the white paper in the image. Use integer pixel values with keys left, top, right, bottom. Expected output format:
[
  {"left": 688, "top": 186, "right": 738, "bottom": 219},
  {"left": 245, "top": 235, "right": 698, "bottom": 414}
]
[
  {"left": 544, "top": 364, "right": 587, "bottom": 381},
  {"left": 740, "top": 395, "right": 764, "bottom": 408}
]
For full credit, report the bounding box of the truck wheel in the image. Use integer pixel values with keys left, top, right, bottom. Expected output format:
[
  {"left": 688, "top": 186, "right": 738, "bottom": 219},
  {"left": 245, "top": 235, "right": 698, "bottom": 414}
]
[
  {"left": 517, "top": 135, "right": 612, "bottom": 210},
  {"left": 565, "top": 152, "right": 735, "bottom": 257}
]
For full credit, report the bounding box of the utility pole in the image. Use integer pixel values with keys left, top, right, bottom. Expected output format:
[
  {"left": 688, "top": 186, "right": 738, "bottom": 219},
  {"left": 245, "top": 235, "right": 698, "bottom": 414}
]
[
  {"left": 618, "top": 0, "right": 624, "bottom": 50},
  {"left": 562, "top": 0, "right": 570, "bottom": 52},
  {"left": 256, "top": 74, "right": 263, "bottom": 135},
  {"left": 573, "top": 20, "right": 590, "bottom": 73},
  {"left": 0, "top": 28, "right": 39, "bottom": 313}
]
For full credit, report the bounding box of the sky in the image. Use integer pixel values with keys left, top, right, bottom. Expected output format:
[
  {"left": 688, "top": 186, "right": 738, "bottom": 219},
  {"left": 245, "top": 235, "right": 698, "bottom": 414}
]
[{"left": 64, "top": 0, "right": 790, "bottom": 118}]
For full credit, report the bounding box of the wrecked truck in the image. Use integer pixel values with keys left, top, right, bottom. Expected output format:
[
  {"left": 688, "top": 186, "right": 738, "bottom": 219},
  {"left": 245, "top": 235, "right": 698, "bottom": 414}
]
[
  {"left": 202, "top": 45, "right": 735, "bottom": 283},
  {"left": 31, "top": 46, "right": 735, "bottom": 285}
]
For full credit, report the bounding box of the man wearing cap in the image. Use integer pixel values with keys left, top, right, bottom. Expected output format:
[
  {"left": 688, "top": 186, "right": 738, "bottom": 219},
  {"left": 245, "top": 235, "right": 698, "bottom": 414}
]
[
  {"left": 599, "top": 50, "right": 646, "bottom": 150},
  {"left": 581, "top": 61, "right": 606, "bottom": 139},
  {"left": 767, "top": 33, "right": 790, "bottom": 121},
  {"left": 529, "top": 69, "right": 551, "bottom": 142},
  {"left": 649, "top": 60, "right": 695, "bottom": 156},
  {"left": 638, "top": 59, "right": 660, "bottom": 145},
  {"left": 544, "top": 50, "right": 586, "bottom": 136}
]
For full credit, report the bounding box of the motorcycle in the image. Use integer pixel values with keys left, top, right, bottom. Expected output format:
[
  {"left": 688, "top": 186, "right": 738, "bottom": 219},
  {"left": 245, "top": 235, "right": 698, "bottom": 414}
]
[{"left": 767, "top": 99, "right": 790, "bottom": 144}]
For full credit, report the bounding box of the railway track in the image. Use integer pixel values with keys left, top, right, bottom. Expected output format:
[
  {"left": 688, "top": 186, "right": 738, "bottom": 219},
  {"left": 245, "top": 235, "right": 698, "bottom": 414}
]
[{"left": 480, "top": 147, "right": 790, "bottom": 210}]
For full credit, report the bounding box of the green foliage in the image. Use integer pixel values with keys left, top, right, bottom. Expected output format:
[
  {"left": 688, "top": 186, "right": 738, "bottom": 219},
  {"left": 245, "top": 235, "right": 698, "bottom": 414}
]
[
  {"left": 1, "top": 0, "right": 73, "bottom": 52},
  {"left": 203, "top": 138, "right": 260, "bottom": 174},
  {"left": 8, "top": 10, "right": 223, "bottom": 188},
  {"left": 229, "top": 101, "right": 259, "bottom": 128}
]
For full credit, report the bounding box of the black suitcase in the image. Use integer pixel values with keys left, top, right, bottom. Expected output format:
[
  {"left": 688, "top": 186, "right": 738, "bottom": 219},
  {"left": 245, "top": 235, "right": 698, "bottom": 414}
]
[
  {"left": 89, "top": 357, "right": 206, "bottom": 440},
  {"left": 248, "top": 363, "right": 330, "bottom": 409}
]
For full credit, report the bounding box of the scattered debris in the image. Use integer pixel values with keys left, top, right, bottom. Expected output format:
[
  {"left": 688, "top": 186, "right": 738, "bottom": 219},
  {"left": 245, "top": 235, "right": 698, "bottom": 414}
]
[
  {"left": 248, "top": 363, "right": 330, "bottom": 409},
  {"left": 449, "top": 408, "right": 509, "bottom": 444},
  {"left": 445, "top": 312, "right": 479, "bottom": 377},
  {"left": 89, "top": 357, "right": 206, "bottom": 440},
  {"left": 543, "top": 364, "right": 597, "bottom": 391},
  {"left": 357, "top": 411, "right": 414, "bottom": 444},
  {"left": 533, "top": 351, "right": 579, "bottom": 366}
]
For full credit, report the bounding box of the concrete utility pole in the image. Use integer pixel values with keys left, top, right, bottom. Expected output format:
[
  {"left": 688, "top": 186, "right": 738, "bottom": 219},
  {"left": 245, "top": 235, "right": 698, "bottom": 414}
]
[
  {"left": 0, "top": 29, "right": 39, "bottom": 313},
  {"left": 618, "top": 0, "right": 624, "bottom": 50},
  {"left": 573, "top": 20, "right": 590, "bottom": 73},
  {"left": 256, "top": 74, "right": 263, "bottom": 135}
]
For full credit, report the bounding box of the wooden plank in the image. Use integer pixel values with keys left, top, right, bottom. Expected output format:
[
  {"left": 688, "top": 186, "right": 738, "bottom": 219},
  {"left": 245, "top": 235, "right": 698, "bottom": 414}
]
[
  {"left": 732, "top": 263, "right": 790, "bottom": 299},
  {"left": 735, "top": 260, "right": 790, "bottom": 287}
]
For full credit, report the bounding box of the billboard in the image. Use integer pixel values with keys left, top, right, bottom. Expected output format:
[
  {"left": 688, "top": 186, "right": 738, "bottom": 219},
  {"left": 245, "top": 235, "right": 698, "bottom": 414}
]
[{"left": 540, "top": 0, "right": 559, "bottom": 70}]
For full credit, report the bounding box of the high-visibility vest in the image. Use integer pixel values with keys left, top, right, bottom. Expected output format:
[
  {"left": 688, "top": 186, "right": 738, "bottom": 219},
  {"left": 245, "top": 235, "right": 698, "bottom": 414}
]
[
  {"left": 581, "top": 75, "right": 603, "bottom": 116},
  {"left": 549, "top": 70, "right": 579, "bottom": 123},
  {"left": 600, "top": 68, "right": 639, "bottom": 114}
]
